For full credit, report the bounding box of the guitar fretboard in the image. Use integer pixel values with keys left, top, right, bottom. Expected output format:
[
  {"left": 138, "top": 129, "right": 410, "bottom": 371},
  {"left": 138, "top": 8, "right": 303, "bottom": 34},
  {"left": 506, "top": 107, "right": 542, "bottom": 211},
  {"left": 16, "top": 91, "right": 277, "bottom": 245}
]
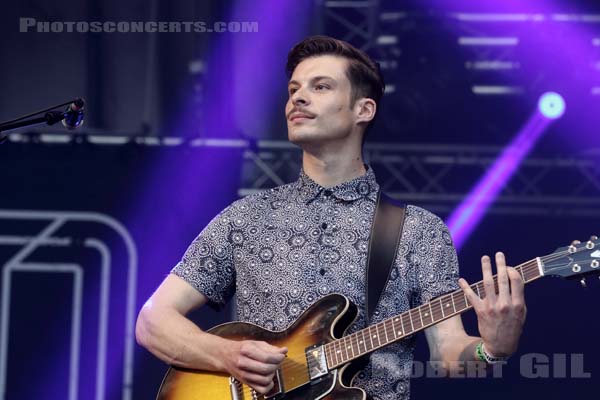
[{"left": 324, "top": 259, "right": 542, "bottom": 368}]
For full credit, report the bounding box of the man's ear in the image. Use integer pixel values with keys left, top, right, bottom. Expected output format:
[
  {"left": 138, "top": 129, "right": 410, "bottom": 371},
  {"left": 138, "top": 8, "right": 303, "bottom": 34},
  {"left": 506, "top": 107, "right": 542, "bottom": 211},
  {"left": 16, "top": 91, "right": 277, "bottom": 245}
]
[{"left": 355, "top": 98, "right": 376, "bottom": 124}]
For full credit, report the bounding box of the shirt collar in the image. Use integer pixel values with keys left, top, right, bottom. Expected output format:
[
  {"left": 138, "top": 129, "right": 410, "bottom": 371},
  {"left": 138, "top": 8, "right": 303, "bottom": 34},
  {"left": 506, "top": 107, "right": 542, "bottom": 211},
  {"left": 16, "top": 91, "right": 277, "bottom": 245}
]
[{"left": 296, "top": 165, "right": 379, "bottom": 203}]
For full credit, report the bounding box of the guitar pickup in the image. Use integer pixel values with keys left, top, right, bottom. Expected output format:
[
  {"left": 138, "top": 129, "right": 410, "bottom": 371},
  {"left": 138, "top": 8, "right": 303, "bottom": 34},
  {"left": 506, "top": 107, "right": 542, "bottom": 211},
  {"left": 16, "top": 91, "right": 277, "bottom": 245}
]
[{"left": 305, "top": 344, "right": 328, "bottom": 380}]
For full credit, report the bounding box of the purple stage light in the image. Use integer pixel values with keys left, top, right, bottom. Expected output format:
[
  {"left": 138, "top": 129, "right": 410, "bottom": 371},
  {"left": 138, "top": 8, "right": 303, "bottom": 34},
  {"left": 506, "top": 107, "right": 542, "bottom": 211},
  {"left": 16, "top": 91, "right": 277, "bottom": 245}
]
[
  {"left": 538, "top": 91, "right": 566, "bottom": 119},
  {"left": 447, "top": 92, "right": 566, "bottom": 250}
]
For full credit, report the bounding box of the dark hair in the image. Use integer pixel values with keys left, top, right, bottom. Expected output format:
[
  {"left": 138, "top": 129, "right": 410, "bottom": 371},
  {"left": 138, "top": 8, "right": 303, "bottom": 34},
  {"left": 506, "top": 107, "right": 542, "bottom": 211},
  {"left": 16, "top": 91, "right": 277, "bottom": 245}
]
[{"left": 286, "top": 35, "right": 385, "bottom": 134}]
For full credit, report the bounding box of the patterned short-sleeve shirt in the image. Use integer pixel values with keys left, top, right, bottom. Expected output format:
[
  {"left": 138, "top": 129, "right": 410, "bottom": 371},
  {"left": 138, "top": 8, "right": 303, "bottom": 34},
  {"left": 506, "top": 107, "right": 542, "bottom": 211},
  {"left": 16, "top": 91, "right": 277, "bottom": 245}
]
[{"left": 172, "top": 166, "right": 460, "bottom": 399}]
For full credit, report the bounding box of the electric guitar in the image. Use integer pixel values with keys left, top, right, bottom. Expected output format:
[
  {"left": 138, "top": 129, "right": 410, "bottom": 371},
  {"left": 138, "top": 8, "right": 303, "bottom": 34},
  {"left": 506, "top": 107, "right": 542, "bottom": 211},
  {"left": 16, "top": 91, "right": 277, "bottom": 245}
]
[{"left": 156, "top": 237, "right": 600, "bottom": 399}]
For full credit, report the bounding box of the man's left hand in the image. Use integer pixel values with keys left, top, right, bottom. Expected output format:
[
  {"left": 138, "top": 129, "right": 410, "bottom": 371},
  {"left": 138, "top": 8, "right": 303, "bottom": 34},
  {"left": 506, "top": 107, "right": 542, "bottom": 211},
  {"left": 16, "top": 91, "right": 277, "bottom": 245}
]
[{"left": 458, "top": 252, "right": 527, "bottom": 357}]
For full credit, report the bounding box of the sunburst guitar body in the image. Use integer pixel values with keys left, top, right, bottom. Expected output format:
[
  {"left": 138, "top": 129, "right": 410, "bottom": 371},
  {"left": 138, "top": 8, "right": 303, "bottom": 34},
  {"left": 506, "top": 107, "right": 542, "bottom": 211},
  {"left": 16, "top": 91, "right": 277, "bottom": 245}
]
[{"left": 157, "top": 294, "right": 366, "bottom": 399}]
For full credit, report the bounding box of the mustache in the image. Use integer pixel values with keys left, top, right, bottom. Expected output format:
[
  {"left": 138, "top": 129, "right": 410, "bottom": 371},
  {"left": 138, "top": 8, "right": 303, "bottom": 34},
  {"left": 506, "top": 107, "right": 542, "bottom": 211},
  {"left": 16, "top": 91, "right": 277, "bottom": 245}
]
[{"left": 287, "top": 108, "right": 316, "bottom": 119}]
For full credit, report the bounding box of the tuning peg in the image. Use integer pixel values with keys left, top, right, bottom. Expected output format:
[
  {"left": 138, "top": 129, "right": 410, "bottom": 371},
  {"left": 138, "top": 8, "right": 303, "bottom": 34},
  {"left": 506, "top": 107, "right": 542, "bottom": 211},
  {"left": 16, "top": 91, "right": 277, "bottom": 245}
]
[
  {"left": 580, "top": 277, "right": 587, "bottom": 288},
  {"left": 591, "top": 235, "right": 598, "bottom": 241}
]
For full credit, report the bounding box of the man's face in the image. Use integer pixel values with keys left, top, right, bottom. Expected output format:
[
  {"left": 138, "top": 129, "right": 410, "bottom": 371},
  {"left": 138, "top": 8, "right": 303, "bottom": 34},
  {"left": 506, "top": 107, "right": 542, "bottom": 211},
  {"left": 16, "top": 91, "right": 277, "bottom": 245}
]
[{"left": 285, "top": 55, "right": 357, "bottom": 147}]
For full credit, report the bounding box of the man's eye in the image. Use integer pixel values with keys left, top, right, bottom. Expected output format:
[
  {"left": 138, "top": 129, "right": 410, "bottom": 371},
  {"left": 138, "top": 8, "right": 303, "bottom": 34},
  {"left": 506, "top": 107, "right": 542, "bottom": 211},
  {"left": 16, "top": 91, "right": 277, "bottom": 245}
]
[
  {"left": 289, "top": 88, "right": 297, "bottom": 95},
  {"left": 315, "top": 84, "right": 328, "bottom": 91}
]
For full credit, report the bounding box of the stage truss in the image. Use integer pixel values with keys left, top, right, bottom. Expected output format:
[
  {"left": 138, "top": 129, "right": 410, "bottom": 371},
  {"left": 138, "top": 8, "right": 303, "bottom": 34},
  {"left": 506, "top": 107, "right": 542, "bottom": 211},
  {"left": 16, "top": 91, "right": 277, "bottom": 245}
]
[{"left": 6, "top": 132, "right": 600, "bottom": 217}]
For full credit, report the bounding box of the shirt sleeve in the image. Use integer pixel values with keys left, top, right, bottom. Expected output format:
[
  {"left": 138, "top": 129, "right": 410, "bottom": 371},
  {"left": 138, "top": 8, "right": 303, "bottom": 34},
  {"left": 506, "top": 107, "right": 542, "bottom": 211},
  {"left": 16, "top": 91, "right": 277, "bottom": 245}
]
[
  {"left": 408, "top": 207, "right": 460, "bottom": 306},
  {"left": 171, "top": 205, "right": 236, "bottom": 310}
]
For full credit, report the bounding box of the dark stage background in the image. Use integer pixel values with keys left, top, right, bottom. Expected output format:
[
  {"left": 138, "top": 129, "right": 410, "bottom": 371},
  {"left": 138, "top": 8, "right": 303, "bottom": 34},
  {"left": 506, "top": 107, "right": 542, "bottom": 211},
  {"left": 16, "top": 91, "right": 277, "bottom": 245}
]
[{"left": 1, "top": 0, "right": 600, "bottom": 399}]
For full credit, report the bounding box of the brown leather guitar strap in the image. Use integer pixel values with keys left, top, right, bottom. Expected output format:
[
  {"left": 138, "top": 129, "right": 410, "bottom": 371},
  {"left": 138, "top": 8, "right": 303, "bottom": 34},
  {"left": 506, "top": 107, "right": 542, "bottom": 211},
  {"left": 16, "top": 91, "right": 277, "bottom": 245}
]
[{"left": 365, "top": 190, "right": 406, "bottom": 324}]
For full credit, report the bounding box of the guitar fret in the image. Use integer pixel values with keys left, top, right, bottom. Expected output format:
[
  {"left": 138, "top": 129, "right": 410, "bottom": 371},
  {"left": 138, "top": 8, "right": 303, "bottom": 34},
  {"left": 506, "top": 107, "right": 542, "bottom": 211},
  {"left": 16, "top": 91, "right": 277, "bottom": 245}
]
[
  {"left": 368, "top": 326, "right": 375, "bottom": 349},
  {"left": 418, "top": 307, "right": 424, "bottom": 327},
  {"left": 451, "top": 295, "right": 457, "bottom": 313},
  {"left": 408, "top": 310, "right": 415, "bottom": 331},
  {"left": 403, "top": 314, "right": 412, "bottom": 335},
  {"left": 440, "top": 298, "right": 446, "bottom": 318},
  {"left": 332, "top": 343, "right": 338, "bottom": 365},
  {"left": 445, "top": 297, "right": 452, "bottom": 315},
  {"left": 409, "top": 310, "right": 419, "bottom": 330},
  {"left": 383, "top": 321, "right": 389, "bottom": 344},
  {"left": 332, "top": 342, "right": 339, "bottom": 366},
  {"left": 358, "top": 330, "right": 366, "bottom": 354},
  {"left": 416, "top": 309, "right": 423, "bottom": 329},
  {"left": 342, "top": 336, "right": 349, "bottom": 362},
  {"left": 421, "top": 304, "right": 432, "bottom": 326},
  {"left": 347, "top": 335, "right": 353, "bottom": 361},
  {"left": 331, "top": 343, "right": 336, "bottom": 365},
  {"left": 400, "top": 313, "right": 408, "bottom": 335},
  {"left": 393, "top": 317, "right": 402, "bottom": 337},
  {"left": 454, "top": 292, "right": 465, "bottom": 310}
]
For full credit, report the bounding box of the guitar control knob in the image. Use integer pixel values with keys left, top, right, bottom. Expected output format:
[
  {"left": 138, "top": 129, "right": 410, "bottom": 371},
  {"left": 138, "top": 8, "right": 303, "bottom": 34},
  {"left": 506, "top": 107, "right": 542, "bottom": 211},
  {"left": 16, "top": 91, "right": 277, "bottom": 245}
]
[
  {"left": 591, "top": 260, "right": 599, "bottom": 269},
  {"left": 580, "top": 278, "right": 587, "bottom": 288}
]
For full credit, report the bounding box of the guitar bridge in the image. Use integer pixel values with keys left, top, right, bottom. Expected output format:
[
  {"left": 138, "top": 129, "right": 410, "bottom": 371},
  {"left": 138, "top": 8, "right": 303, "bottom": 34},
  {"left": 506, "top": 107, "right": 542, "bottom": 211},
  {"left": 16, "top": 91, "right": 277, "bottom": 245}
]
[
  {"left": 229, "top": 376, "right": 243, "bottom": 400},
  {"left": 305, "top": 344, "right": 329, "bottom": 380},
  {"left": 229, "top": 370, "right": 285, "bottom": 400}
]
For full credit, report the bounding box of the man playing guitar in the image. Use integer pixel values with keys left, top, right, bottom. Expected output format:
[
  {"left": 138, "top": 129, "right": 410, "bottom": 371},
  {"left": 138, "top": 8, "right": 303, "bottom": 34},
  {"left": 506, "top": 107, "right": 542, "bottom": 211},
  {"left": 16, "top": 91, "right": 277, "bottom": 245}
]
[{"left": 135, "top": 36, "right": 527, "bottom": 399}]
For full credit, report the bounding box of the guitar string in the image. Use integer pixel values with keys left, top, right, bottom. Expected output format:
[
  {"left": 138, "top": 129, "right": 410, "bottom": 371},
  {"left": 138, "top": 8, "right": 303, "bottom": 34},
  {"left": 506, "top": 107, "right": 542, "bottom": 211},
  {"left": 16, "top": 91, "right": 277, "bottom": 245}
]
[
  {"left": 327, "top": 247, "right": 596, "bottom": 367},
  {"left": 233, "top": 244, "right": 596, "bottom": 394},
  {"left": 236, "top": 248, "right": 596, "bottom": 397},
  {"left": 237, "top": 247, "right": 590, "bottom": 383},
  {"left": 309, "top": 247, "right": 588, "bottom": 371},
  {"left": 330, "top": 246, "right": 595, "bottom": 365},
  {"left": 327, "top": 261, "right": 539, "bottom": 367},
  {"left": 238, "top": 246, "right": 595, "bottom": 387},
  {"left": 234, "top": 264, "right": 533, "bottom": 394}
]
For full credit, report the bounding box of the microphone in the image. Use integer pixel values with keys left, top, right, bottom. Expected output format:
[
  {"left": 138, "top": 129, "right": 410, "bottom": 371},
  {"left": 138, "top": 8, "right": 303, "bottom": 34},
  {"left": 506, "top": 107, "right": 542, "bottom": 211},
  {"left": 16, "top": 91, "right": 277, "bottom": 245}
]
[{"left": 62, "top": 98, "right": 85, "bottom": 129}]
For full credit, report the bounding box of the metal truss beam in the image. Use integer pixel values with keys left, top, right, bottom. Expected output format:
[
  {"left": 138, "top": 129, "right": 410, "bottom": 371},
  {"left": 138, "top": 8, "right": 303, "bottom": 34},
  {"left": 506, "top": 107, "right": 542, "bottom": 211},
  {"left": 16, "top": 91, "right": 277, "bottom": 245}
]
[
  {"left": 319, "top": 0, "right": 380, "bottom": 52},
  {"left": 5, "top": 133, "right": 600, "bottom": 216},
  {"left": 237, "top": 140, "right": 600, "bottom": 217}
]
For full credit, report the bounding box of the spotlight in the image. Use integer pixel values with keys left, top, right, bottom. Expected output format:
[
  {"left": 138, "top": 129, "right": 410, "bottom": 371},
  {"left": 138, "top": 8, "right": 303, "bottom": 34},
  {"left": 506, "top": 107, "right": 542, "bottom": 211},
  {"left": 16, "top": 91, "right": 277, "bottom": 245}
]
[{"left": 538, "top": 92, "right": 566, "bottom": 119}]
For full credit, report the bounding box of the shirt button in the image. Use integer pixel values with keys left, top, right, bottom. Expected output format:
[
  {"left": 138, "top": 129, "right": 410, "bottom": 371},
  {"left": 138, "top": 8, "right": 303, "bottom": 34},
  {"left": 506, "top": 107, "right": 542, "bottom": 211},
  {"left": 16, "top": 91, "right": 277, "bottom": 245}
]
[
  {"left": 323, "top": 189, "right": 333, "bottom": 197},
  {"left": 320, "top": 268, "right": 326, "bottom": 275},
  {"left": 321, "top": 222, "right": 328, "bottom": 230}
]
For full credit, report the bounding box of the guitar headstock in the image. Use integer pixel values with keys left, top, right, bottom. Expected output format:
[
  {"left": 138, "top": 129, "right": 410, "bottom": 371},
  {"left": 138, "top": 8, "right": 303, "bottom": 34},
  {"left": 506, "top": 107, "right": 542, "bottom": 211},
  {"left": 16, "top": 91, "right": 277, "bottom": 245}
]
[{"left": 541, "top": 236, "right": 600, "bottom": 284}]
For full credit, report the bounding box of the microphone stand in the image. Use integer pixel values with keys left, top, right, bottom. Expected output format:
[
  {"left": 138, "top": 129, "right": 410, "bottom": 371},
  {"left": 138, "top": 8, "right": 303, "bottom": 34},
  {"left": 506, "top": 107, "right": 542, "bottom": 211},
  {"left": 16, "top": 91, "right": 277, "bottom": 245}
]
[{"left": 0, "top": 99, "right": 82, "bottom": 144}]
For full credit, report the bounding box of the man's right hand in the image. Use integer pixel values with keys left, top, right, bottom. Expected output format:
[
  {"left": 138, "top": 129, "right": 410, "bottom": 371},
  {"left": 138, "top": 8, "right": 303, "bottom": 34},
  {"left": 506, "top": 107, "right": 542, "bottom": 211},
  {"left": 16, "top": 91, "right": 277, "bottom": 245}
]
[{"left": 222, "top": 340, "right": 288, "bottom": 394}]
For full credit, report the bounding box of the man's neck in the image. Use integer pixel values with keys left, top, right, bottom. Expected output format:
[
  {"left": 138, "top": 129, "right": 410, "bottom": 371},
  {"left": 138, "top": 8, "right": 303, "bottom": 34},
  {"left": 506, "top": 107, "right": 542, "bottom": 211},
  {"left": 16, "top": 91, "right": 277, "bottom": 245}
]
[{"left": 302, "top": 152, "right": 367, "bottom": 188}]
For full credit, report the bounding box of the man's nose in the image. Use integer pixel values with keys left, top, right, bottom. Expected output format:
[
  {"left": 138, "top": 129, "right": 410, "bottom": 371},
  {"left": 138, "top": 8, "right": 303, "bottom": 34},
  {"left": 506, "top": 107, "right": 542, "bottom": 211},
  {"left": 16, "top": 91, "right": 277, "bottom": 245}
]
[{"left": 291, "top": 88, "right": 309, "bottom": 106}]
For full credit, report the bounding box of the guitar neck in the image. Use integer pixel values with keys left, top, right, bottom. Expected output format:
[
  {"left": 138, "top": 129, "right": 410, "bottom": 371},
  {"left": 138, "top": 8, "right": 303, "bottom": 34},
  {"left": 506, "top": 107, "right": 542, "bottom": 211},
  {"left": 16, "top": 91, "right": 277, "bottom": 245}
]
[{"left": 325, "top": 258, "right": 544, "bottom": 369}]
